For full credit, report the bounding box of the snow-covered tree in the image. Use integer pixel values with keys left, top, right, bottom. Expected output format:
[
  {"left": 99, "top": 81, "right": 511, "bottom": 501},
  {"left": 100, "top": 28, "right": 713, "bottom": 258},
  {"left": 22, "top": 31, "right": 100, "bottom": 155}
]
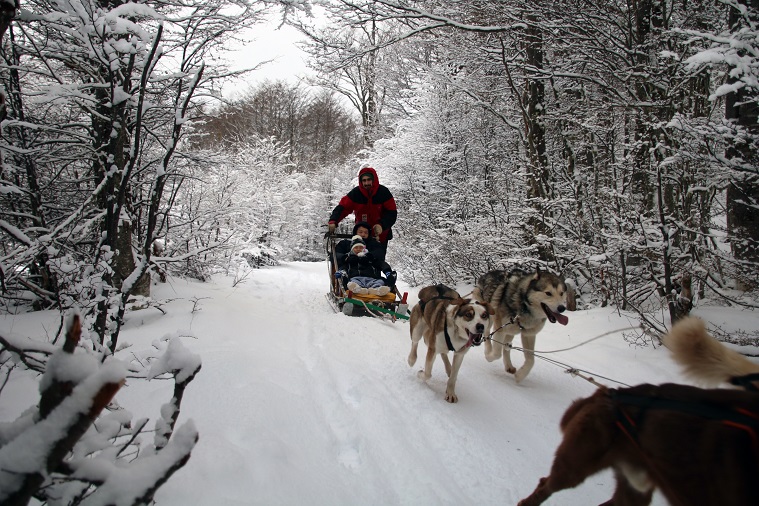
[
  {"left": 322, "top": 0, "right": 759, "bottom": 333},
  {"left": 0, "top": 0, "right": 304, "bottom": 349}
]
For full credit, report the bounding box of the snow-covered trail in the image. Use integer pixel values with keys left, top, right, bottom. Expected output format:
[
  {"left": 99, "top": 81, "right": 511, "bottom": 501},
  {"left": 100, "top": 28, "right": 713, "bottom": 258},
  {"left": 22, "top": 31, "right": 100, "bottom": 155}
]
[{"left": 116, "top": 262, "right": 671, "bottom": 505}]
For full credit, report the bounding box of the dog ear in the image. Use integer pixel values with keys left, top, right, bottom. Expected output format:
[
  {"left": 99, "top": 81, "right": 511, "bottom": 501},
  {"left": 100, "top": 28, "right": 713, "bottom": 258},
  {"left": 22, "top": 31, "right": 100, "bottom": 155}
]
[{"left": 452, "top": 297, "right": 469, "bottom": 307}]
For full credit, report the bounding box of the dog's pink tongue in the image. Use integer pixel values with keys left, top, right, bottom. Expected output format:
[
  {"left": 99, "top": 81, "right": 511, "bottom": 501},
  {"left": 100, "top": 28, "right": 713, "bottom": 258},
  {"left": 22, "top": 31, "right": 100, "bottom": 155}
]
[{"left": 554, "top": 312, "right": 569, "bottom": 326}]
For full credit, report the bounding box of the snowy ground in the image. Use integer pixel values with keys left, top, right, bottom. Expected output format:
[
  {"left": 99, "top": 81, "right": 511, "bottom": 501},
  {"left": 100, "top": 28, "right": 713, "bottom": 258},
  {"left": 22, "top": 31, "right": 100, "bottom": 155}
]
[{"left": 5, "top": 262, "right": 757, "bottom": 505}]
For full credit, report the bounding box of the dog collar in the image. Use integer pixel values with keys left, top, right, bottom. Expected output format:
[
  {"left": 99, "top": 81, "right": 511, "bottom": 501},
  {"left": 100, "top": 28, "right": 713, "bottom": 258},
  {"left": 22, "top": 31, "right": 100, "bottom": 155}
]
[{"left": 444, "top": 322, "right": 473, "bottom": 352}]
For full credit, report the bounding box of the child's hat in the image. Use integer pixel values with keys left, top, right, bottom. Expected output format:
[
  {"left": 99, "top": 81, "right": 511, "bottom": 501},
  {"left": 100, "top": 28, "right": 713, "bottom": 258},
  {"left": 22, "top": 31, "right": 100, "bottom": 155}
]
[{"left": 350, "top": 235, "right": 365, "bottom": 249}]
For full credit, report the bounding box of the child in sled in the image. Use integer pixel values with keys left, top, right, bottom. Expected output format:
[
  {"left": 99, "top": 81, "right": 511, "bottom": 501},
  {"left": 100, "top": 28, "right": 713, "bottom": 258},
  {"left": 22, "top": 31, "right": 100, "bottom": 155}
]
[
  {"left": 335, "top": 235, "right": 394, "bottom": 296},
  {"left": 334, "top": 221, "right": 387, "bottom": 263}
]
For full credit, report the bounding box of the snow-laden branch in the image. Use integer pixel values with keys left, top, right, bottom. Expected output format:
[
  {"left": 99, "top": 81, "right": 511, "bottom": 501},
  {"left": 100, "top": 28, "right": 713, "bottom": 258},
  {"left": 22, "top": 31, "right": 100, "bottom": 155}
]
[
  {"left": 0, "top": 314, "right": 126, "bottom": 504},
  {"left": 79, "top": 421, "right": 198, "bottom": 506}
]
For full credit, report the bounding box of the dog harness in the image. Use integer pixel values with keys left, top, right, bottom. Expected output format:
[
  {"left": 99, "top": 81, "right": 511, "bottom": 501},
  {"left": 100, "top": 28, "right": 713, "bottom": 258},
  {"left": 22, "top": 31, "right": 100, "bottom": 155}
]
[
  {"left": 731, "top": 373, "right": 759, "bottom": 392},
  {"left": 611, "top": 387, "right": 759, "bottom": 474},
  {"left": 417, "top": 294, "right": 453, "bottom": 313},
  {"left": 611, "top": 388, "right": 759, "bottom": 441},
  {"left": 420, "top": 296, "right": 462, "bottom": 352},
  {"left": 418, "top": 288, "right": 468, "bottom": 353},
  {"left": 443, "top": 324, "right": 456, "bottom": 352},
  {"left": 610, "top": 386, "right": 759, "bottom": 506}
]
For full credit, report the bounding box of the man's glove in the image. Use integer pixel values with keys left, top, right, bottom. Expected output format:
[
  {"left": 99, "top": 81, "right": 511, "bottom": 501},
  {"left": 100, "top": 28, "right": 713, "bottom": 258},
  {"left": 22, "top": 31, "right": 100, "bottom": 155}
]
[
  {"left": 334, "top": 270, "right": 347, "bottom": 279},
  {"left": 384, "top": 271, "right": 397, "bottom": 286},
  {"left": 373, "top": 224, "right": 382, "bottom": 237},
  {"left": 328, "top": 223, "right": 336, "bottom": 234}
]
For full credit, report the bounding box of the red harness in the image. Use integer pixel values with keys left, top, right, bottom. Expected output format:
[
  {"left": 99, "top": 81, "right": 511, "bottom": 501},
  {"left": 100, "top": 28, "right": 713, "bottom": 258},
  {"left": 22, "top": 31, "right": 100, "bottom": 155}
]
[{"left": 610, "top": 386, "right": 759, "bottom": 506}]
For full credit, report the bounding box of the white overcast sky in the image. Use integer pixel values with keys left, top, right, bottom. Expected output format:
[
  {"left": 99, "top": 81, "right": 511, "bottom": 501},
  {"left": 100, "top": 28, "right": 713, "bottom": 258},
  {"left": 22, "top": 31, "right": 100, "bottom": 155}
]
[{"left": 225, "top": 13, "right": 311, "bottom": 96}]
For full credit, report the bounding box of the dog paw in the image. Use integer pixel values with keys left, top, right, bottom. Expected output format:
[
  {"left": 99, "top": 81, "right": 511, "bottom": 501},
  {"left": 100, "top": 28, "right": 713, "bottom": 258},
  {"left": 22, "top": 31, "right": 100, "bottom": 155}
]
[
  {"left": 485, "top": 352, "right": 499, "bottom": 362},
  {"left": 417, "top": 370, "right": 430, "bottom": 380},
  {"left": 506, "top": 366, "right": 517, "bottom": 375},
  {"left": 445, "top": 392, "right": 458, "bottom": 403},
  {"left": 407, "top": 352, "right": 417, "bottom": 367}
]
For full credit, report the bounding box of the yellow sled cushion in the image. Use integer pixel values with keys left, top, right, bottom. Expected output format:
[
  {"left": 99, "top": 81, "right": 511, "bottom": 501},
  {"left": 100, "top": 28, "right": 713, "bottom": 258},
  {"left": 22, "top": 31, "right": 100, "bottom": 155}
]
[{"left": 349, "top": 292, "right": 397, "bottom": 303}]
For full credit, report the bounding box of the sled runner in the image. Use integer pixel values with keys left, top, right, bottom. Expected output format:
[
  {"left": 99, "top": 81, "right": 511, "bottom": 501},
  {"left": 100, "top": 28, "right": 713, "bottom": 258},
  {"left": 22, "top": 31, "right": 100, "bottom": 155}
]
[{"left": 324, "top": 230, "right": 409, "bottom": 321}]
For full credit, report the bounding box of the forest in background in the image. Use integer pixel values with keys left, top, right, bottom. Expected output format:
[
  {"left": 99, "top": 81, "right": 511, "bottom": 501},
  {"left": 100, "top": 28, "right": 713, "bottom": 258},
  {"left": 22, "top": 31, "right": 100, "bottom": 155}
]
[
  {"left": 1, "top": 0, "right": 758, "bottom": 344},
  {"left": 289, "top": 0, "right": 759, "bottom": 340}
]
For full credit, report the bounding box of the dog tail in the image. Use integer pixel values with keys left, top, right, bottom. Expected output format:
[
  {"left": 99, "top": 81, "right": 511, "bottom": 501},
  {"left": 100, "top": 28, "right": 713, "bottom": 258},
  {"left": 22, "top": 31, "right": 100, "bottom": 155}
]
[{"left": 664, "top": 316, "right": 759, "bottom": 388}]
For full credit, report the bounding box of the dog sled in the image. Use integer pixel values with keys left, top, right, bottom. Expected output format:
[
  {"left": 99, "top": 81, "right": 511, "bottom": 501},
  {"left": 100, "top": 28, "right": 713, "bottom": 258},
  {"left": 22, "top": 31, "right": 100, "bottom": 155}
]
[{"left": 324, "top": 230, "right": 410, "bottom": 321}]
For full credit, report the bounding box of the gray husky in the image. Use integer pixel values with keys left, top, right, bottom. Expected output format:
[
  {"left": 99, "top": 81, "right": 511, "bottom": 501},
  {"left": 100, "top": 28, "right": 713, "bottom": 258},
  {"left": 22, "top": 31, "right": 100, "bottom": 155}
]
[{"left": 473, "top": 267, "right": 568, "bottom": 383}]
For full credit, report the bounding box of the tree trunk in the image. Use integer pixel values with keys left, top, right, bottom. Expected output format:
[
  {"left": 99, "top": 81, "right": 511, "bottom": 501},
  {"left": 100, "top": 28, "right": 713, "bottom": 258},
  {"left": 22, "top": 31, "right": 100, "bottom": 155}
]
[
  {"left": 725, "top": 0, "right": 759, "bottom": 283},
  {"left": 725, "top": 0, "right": 759, "bottom": 274},
  {"left": 523, "top": 13, "right": 552, "bottom": 262},
  {"left": 362, "top": 15, "right": 380, "bottom": 148}
]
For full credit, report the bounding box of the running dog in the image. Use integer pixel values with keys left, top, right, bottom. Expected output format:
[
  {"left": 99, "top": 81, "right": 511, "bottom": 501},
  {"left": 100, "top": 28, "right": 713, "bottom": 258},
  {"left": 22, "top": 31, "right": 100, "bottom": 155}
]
[
  {"left": 408, "top": 284, "right": 494, "bottom": 403},
  {"left": 518, "top": 317, "right": 759, "bottom": 506},
  {"left": 473, "top": 267, "right": 568, "bottom": 383}
]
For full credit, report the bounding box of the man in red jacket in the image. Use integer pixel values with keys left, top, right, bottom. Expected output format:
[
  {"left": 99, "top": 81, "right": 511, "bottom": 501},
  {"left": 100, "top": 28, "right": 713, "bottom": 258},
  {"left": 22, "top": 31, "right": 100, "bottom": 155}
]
[{"left": 328, "top": 166, "right": 397, "bottom": 244}]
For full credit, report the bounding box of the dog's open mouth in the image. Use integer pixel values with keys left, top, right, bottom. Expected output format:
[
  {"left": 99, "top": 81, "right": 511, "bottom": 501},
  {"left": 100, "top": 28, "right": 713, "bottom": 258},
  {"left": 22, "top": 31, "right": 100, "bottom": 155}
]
[
  {"left": 542, "top": 303, "right": 569, "bottom": 325},
  {"left": 467, "top": 330, "right": 484, "bottom": 346}
]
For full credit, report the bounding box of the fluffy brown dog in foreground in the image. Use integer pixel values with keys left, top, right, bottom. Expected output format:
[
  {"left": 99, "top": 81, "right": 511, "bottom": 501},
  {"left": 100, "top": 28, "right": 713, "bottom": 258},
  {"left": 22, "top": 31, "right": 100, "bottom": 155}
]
[{"left": 518, "top": 317, "right": 759, "bottom": 506}]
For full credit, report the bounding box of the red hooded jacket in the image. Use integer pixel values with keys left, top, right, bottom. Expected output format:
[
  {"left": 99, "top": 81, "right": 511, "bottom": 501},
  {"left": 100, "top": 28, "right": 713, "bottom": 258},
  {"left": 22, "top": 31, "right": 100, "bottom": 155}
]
[{"left": 328, "top": 167, "right": 397, "bottom": 243}]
